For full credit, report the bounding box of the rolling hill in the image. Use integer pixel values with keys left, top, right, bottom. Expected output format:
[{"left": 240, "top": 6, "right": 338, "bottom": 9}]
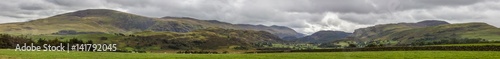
[
  {"left": 348, "top": 20, "right": 450, "bottom": 42},
  {"left": 324, "top": 20, "right": 500, "bottom": 47},
  {"left": 0, "top": 9, "right": 302, "bottom": 39},
  {"left": 0, "top": 9, "right": 305, "bottom": 51}
]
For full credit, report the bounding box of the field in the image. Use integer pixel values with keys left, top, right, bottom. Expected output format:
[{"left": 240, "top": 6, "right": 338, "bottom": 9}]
[
  {"left": 429, "top": 43, "right": 500, "bottom": 46},
  {"left": 1, "top": 49, "right": 500, "bottom": 59}
]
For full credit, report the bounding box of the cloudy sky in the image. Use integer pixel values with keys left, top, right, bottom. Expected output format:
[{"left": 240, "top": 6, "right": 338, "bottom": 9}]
[{"left": 1, "top": 0, "right": 499, "bottom": 34}]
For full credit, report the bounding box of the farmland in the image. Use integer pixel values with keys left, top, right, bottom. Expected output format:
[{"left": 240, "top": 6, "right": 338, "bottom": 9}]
[
  {"left": 0, "top": 49, "right": 499, "bottom": 59},
  {"left": 429, "top": 43, "right": 500, "bottom": 46}
]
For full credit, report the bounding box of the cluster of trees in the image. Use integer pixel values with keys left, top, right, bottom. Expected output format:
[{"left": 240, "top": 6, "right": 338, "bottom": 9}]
[
  {"left": 0, "top": 34, "right": 33, "bottom": 48},
  {"left": 365, "top": 44, "right": 385, "bottom": 47},
  {"left": 34, "top": 38, "right": 93, "bottom": 46},
  {"left": 318, "top": 43, "right": 341, "bottom": 48},
  {"left": 0, "top": 34, "right": 93, "bottom": 49},
  {"left": 411, "top": 38, "right": 487, "bottom": 45},
  {"left": 252, "top": 42, "right": 273, "bottom": 47}
]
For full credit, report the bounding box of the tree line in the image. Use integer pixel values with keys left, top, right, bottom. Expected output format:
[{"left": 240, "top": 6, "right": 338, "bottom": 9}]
[{"left": 0, "top": 34, "right": 93, "bottom": 49}]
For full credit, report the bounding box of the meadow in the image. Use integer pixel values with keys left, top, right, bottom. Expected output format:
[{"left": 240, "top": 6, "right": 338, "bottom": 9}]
[
  {"left": 0, "top": 49, "right": 499, "bottom": 59},
  {"left": 429, "top": 43, "right": 500, "bottom": 46}
]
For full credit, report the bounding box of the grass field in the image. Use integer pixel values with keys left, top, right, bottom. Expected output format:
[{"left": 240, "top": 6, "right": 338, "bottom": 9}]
[
  {"left": 0, "top": 49, "right": 500, "bottom": 59},
  {"left": 429, "top": 43, "right": 500, "bottom": 46}
]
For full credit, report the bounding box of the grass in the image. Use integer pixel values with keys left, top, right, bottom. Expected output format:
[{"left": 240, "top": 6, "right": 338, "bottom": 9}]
[
  {"left": 0, "top": 49, "right": 500, "bottom": 59},
  {"left": 429, "top": 43, "right": 500, "bottom": 46}
]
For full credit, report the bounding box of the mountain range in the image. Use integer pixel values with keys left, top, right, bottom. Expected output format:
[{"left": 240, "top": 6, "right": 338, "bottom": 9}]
[{"left": 1, "top": 9, "right": 499, "bottom": 50}]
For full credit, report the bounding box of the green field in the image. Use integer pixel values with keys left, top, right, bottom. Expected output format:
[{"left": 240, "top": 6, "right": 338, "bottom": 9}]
[
  {"left": 1, "top": 49, "right": 499, "bottom": 59},
  {"left": 430, "top": 43, "right": 500, "bottom": 46}
]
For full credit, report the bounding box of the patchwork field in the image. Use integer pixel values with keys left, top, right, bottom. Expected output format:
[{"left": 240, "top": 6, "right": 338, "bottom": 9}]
[{"left": 0, "top": 49, "right": 499, "bottom": 59}]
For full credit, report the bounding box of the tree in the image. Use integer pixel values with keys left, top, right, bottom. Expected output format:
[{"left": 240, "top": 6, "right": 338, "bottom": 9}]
[
  {"left": 222, "top": 51, "right": 229, "bottom": 54},
  {"left": 100, "top": 37, "right": 108, "bottom": 40},
  {"left": 366, "top": 44, "right": 378, "bottom": 47},
  {"left": 48, "top": 38, "right": 61, "bottom": 45},
  {"left": 0, "top": 34, "right": 33, "bottom": 48},
  {"left": 36, "top": 38, "right": 47, "bottom": 45},
  {"left": 348, "top": 44, "right": 357, "bottom": 48},
  {"left": 86, "top": 40, "right": 94, "bottom": 44},
  {"left": 69, "top": 38, "right": 83, "bottom": 44}
]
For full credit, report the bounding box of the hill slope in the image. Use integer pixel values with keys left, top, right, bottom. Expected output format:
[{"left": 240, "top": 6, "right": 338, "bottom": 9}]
[
  {"left": 348, "top": 20, "right": 450, "bottom": 42},
  {"left": 384, "top": 23, "right": 500, "bottom": 45},
  {"left": 0, "top": 9, "right": 302, "bottom": 39},
  {"left": 325, "top": 20, "right": 500, "bottom": 47},
  {"left": 122, "top": 28, "right": 283, "bottom": 50}
]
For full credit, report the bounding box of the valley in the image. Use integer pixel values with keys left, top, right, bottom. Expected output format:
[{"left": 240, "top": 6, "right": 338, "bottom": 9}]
[{"left": 0, "top": 9, "right": 499, "bottom": 59}]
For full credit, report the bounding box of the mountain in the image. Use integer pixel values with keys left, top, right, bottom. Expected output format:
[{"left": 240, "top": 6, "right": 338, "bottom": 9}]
[
  {"left": 158, "top": 16, "right": 303, "bottom": 40},
  {"left": 326, "top": 20, "right": 500, "bottom": 47},
  {"left": 0, "top": 9, "right": 302, "bottom": 39},
  {"left": 294, "top": 31, "right": 351, "bottom": 43}
]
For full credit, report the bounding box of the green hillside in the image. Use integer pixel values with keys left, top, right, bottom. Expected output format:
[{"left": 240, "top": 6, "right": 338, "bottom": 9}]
[
  {"left": 348, "top": 20, "right": 450, "bottom": 42},
  {"left": 383, "top": 23, "right": 500, "bottom": 45},
  {"left": 0, "top": 9, "right": 302, "bottom": 39},
  {"left": 121, "top": 27, "right": 283, "bottom": 50},
  {"left": 326, "top": 21, "right": 500, "bottom": 47}
]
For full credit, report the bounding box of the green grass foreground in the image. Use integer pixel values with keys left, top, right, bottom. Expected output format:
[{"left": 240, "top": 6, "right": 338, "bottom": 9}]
[
  {"left": 0, "top": 49, "right": 499, "bottom": 59},
  {"left": 430, "top": 43, "right": 500, "bottom": 46}
]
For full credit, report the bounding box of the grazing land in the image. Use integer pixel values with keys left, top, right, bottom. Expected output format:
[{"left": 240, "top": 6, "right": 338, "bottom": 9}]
[
  {"left": 0, "top": 49, "right": 499, "bottom": 59},
  {"left": 429, "top": 43, "right": 500, "bottom": 46}
]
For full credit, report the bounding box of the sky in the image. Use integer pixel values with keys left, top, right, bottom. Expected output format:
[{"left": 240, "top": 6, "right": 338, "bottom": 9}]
[{"left": 1, "top": 0, "right": 499, "bottom": 34}]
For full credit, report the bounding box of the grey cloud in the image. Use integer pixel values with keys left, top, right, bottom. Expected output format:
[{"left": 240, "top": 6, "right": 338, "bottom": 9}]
[
  {"left": 415, "top": 0, "right": 485, "bottom": 6},
  {"left": 335, "top": 1, "right": 500, "bottom": 27},
  {"left": 19, "top": 4, "right": 46, "bottom": 10},
  {"left": 270, "top": 0, "right": 487, "bottom": 14},
  {"left": 46, "top": 0, "right": 106, "bottom": 8},
  {"left": 338, "top": 13, "right": 380, "bottom": 24}
]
